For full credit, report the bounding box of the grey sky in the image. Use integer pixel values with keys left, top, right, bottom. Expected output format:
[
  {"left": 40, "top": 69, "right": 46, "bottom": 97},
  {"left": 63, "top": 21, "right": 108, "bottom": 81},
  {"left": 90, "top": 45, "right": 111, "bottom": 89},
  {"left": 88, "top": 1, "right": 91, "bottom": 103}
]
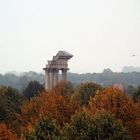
[{"left": 0, "top": 0, "right": 140, "bottom": 74}]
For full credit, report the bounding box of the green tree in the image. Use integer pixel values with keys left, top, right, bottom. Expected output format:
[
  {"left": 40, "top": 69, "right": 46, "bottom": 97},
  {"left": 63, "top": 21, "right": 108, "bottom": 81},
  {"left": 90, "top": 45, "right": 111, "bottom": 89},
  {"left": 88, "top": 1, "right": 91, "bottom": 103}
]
[
  {"left": 0, "top": 86, "right": 23, "bottom": 134},
  {"left": 126, "top": 85, "right": 137, "bottom": 96},
  {"left": 74, "top": 82, "right": 102, "bottom": 105},
  {"left": 133, "top": 86, "right": 140, "bottom": 102},
  {"left": 62, "top": 112, "right": 89, "bottom": 140},
  {"left": 62, "top": 110, "right": 131, "bottom": 140},
  {"left": 26, "top": 118, "right": 60, "bottom": 140},
  {"left": 87, "top": 110, "right": 131, "bottom": 140},
  {"left": 23, "top": 81, "right": 44, "bottom": 99},
  {"left": 0, "top": 86, "right": 23, "bottom": 122}
]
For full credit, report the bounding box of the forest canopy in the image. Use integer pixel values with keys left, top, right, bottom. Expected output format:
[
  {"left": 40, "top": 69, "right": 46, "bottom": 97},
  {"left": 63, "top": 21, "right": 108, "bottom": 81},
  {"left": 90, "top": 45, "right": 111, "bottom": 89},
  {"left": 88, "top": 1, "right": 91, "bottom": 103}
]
[{"left": 0, "top": 81, "right": 140, "bottom": 139}]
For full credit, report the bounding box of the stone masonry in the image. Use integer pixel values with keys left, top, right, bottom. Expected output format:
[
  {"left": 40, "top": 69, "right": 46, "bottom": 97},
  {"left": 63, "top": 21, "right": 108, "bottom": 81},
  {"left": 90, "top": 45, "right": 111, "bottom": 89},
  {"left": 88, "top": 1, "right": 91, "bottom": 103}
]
[{"left": 43, "top": 51, "right": 73, "bottom": 90}]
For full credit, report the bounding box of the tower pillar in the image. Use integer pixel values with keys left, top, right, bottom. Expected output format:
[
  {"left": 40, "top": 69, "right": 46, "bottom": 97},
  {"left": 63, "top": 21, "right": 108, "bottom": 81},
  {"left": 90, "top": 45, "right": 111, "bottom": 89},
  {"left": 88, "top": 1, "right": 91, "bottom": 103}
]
[
  {"left": 62, "top": 69, "right": 67, "bottom": 81},
  {"left": 54, "top": 69, "right": 59, "bottom": 86},
  {"left": 45, "top": 70, "right": 50, "bottom": 90},
  {"left": 51, "top": 70, "right": 55, "bottom": 89}
]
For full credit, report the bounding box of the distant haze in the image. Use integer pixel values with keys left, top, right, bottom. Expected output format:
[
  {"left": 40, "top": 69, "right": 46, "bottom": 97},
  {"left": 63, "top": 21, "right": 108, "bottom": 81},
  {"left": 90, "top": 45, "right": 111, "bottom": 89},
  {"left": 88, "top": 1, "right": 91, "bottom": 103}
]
[
  {"left": 122, "top": 66, "right": 140, "bottom": 73},
  {"left": 0, "top": 0, "right": 140, "bottom": 74}
]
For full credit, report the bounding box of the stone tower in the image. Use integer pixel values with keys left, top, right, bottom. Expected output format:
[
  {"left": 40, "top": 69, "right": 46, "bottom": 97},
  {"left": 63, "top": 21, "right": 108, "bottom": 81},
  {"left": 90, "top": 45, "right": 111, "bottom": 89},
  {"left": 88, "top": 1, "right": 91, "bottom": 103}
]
[{"left": 43, "top": 51, "right": 73, "bottom": 90}]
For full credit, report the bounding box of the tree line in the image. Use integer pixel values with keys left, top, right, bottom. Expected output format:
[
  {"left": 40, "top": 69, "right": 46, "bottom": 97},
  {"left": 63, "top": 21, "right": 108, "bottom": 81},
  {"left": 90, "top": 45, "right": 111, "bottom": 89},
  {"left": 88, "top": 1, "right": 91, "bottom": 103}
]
[
  {"left": 0, "top": 81, "right": 140, "bottom": 139},
  {"left": 1, "top": 70, "right": 140, "bottom": 91}
]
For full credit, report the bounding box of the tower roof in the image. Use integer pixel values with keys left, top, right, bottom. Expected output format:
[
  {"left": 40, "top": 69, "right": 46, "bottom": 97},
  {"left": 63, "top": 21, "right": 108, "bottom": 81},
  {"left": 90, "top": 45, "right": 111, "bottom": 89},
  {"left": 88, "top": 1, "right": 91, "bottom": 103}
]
[{"left": 54, "top": 51, "right": 73, "bottom": 60}]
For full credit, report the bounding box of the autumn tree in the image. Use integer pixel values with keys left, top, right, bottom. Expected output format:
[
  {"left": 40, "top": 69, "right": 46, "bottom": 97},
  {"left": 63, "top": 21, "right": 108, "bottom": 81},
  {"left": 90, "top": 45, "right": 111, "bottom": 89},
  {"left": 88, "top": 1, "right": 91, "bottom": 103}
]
[
  {"left": 53, "top": 81, "right": 74, "bottom": 96},
  {"left": 23, "top": 81, "right": 44, "bottom": 99},
  {"left": 88, "top": 87, "right": 138, "bottom": 123},
  {"left": 21, "top": 90, "right": 79, "bottom": 133},
  {"left": 87, "top": 87, "right": 139, "bottom": 139},
  {"left": 0, "top": 123, "right": 18, "bottom": 140},
  {"left": 62, "top": 110, "right": 130, "bottom": 140}
]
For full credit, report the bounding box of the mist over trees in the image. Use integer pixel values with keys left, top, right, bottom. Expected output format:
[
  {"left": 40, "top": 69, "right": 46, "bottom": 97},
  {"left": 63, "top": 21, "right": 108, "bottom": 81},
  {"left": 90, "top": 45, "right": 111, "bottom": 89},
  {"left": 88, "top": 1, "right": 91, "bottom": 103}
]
[
  {"left": 0, "top": 71, "right": 44, "bottom": 91},
  {"left": 68, "top": 70, "right": 140, "bottom": 87},
  {"left": 122, "top": 66, "right": 140, "bottom": 73},
  {"left": 1, "top": 70, "right": 140, "bottom": 91}
]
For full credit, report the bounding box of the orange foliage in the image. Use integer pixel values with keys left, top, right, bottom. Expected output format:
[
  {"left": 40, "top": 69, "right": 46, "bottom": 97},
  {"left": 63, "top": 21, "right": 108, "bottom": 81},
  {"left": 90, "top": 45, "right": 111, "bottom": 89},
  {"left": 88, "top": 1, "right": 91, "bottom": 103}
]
[
  {"left": 88, "top": 87, "right": 138, "bottom": 124},
  {"left": 0, "top": 123, "right": 18, "bottom": 140},
  {"left": 21, "top": 91, "right": 79, "bottom": 132},
  {"left": 19, "top": 85, "right": 140, "bottom": 139},
  {"left": 86, "top": 87, "right": 140, "bottom": 140},
  {"left": 53, "top": 81, "right": 74, "bottom": 96}
]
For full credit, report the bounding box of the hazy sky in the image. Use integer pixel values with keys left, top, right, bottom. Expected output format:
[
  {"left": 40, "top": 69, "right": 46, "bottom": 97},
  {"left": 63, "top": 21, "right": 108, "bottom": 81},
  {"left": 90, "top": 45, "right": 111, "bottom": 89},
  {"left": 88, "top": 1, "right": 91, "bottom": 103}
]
[{"left": 0, "top": 0, "right": 140, "bottom": 74}]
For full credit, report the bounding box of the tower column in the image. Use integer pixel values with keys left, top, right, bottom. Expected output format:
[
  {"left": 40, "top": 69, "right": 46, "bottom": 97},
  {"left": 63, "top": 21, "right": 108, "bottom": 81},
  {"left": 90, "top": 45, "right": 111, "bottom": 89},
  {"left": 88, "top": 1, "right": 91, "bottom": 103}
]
[
  {"left": 45, "top": 70, "right": 50, "bottom": 90},
  {"left": 51, "top": 70, "right": 55, "bottom": 89},
  {"left": 62, "top": 69, "right": 67, "bottom": 81},
  {"left": 54, "top": 69, "right": 59, "bottom": 86}
]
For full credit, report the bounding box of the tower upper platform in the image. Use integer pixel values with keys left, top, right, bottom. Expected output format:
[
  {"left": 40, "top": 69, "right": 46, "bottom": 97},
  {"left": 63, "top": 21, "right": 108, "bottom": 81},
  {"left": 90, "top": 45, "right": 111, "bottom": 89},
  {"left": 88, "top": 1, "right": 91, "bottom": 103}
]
[
  {"left": 43, "top": 51, "right": 73, "bottom": 70},
  {"left": 54, "top": 51, "right": 73, "bottom": 61}
]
